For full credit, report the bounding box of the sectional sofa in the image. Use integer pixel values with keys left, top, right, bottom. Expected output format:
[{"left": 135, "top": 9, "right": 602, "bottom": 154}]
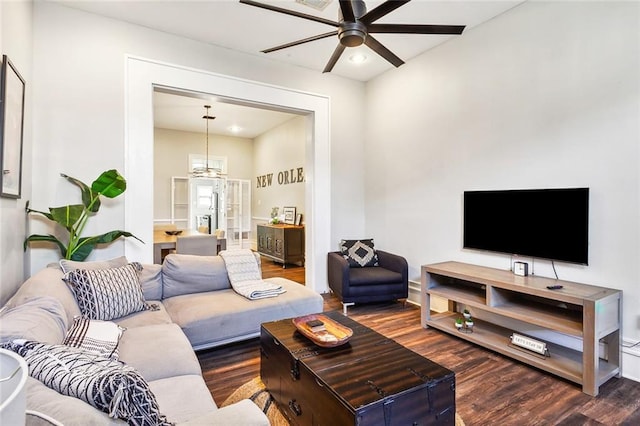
[{"left": 0, "top": 253, "right": 324, "bottom": 425}]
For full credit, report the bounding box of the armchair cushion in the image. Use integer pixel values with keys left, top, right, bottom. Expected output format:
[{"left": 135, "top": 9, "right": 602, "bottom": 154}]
[
  {"left": 339, "top": 239, "right": 379, "bottom": 267},
  {"left": 348, "top": 267, "right": 403, "bottom": 286}
]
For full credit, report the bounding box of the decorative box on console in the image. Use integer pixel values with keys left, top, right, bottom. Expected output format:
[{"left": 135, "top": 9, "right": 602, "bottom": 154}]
[{"left": 260, "top": 311, "right": 455, "bottom": 425}]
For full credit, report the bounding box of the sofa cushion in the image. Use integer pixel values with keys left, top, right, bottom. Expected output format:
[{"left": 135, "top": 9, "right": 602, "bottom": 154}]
[
  {"left": 340, "top": 239, "right": 380, "bottom": 267},
  {"left": 163, "top": 277, "right": 323, "bottom": 349},
  {"left": 348, "top": 266, "right": 403, "bottom": 286},
  {"left": 24, "top": 377, "right": 123, "bottom": 426},
  {"left": 63, "top": 317, "right": 124, "bottom": 360},
  {"left": 0, "top": 296, "right": 68, "bottom": 345},
  {"left": 139, "top": 263, "right": 163, "bottom": 301},
  {"left": 63, "top": 262, "right": 150, "bottom": 321},
  {"left": 114, "top": 301, "right": 173, "bottom": 329},
  {"left": 7, "top": 266, "right": 81, "bottom": 325},
  {"left": 3, "top": 340, "right": 170, "bottom": 426},
  {"left": 59, "top": 256, "right": 129, "bottom": 273},
  {"left": 162, "top": 254, "right": 231, "bottom": 298},
  {"left": 148, "top": 375, "right": 217, "bottom": 423},
  {"left": 117, "top": 323, "right": 202, "bottom": 381},
  {"left": 179, "top": 399, "right": 269, "bottom": 426}
]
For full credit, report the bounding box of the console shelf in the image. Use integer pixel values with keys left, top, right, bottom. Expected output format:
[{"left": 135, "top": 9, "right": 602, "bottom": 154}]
[{"left": 421, "top": 261, "right": 622, "bottom": 396}]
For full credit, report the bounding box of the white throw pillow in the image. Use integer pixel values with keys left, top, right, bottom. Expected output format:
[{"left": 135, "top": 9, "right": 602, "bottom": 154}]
[{"left": 63, "top": 316, "right": 124, "bottom": 359}]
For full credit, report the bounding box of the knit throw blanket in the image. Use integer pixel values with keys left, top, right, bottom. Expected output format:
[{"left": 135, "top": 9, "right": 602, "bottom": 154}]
[{"left": 220, "top": 250, "right": 286, "bottom": 300}]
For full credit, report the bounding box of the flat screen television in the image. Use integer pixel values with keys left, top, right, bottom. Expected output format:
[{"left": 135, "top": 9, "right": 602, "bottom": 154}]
[{"left": 463, "top": 188, "right": 589, "bottom": 265}]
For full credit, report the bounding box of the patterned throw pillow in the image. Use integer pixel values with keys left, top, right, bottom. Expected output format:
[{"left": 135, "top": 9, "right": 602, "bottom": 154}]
[
  {"left": 64, "top": 316, "right": 125, "bottom": 360},
  {"left": 63, "top": 263, "right": 150, "bottom": 321},
  {"left": 1, "top": 340, "right": 171, "bottom": 426},
  {"left": 340, "top": 239, "right": 380, "bottom": 268}
]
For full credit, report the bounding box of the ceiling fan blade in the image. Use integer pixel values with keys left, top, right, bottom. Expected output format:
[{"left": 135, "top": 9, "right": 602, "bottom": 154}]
[
  {"left": 240, "top": 0, "right": 339, "bottom": 27},
  {"left": 369, "top": 23, "right": 465, "bottom": 35},
  {"left": 262, "top": 31, "right": 338, "bottom": 53},
  {"left": 339, "top": 0, "right": 356, "bottom": 22},
  {"left": 364, "top": 35, "right": 404, "bottom": 68},
  {"left": 360, "top": 0, "right": 411, "bottom": 25},
  {"left": 323, "top": 44, "right": 346, "bottom": 73}
]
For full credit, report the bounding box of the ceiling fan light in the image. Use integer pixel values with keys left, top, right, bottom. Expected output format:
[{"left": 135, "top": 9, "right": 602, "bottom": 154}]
[{"left": 349, "top": 53, "right": 367, "bottom": 64}]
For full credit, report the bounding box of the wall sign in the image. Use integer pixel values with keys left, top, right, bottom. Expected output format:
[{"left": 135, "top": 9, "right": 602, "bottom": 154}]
[{"left": 256, "top": 167, "right": 304, "bottom": 188}]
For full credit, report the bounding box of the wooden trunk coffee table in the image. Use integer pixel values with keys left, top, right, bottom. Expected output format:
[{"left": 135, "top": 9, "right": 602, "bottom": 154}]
[{"left": 260, "top": 311, "right": 455, "bottom": 425}]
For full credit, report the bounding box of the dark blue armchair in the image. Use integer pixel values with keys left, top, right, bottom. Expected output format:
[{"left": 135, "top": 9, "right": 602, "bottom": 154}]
[{"left": 327, "top": 250, "right": 408, "bottom": 315}]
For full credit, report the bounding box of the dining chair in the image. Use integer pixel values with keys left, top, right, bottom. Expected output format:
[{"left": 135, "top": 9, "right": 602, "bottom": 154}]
[{"left": 176, "top": 235, "right": 218, "bottom": 256}]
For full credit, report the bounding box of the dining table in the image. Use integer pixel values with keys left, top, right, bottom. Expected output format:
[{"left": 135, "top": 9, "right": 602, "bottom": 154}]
[{"left": 153, "top": 229, "right": 227, "bottom": 264}]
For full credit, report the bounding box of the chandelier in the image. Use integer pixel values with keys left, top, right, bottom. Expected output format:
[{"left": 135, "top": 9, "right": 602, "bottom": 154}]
[{"left": 190, "top": 104, "right": 223, "bottom": 178}]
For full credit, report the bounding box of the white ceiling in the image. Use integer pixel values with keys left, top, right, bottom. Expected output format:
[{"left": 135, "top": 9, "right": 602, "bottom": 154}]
[
  {"left": 153, "top": 89, "right": 299, "bottom": 137},
  {"left": 56, "top": 0, "right": 524, "bottom": 136}
]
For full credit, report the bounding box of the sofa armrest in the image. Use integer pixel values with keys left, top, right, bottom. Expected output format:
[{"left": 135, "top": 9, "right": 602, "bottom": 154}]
[
  {"left": 376, "top": 250, "right": 408, "bottom": 283},
  {"left": 327, "top": 252, "right": 350, "bottom": 296},
  {"left": 177, "top": 400, "right": 269, "bottom": 426}
]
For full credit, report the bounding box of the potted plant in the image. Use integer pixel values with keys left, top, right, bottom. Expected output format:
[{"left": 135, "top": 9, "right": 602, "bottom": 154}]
[
  {"left": 463, "top": 309, "right": 471, "bottom": 320},
  {"left": 270, "top": 207, "right": 280, "bottom": 224},
  {"left": 465, "top": 317, "right": 474, "bottom": 330},
  {"left": 455, "top": 317, "right": 464, "bottom": 330},
  {"left": 24, "top": 169, "right": 142, "bottom": 261}
]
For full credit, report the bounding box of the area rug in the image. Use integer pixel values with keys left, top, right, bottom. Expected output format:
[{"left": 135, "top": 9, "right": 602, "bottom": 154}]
[{"left": 221, "top": 377, "right": 465, "bottom": 426}]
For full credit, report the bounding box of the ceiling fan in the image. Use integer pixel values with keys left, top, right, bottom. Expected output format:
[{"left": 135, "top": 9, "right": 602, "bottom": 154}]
[{"left": 239, "top": 0, "right": 466, "bottom": 73}]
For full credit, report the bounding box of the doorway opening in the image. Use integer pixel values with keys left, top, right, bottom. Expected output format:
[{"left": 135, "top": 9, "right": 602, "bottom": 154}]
[{"left": 125, "top": 56, "right": 331, "bottom": 294}]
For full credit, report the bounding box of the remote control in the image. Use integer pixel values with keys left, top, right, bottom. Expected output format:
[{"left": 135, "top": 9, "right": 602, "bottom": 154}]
[{"left": 546, "top": 285, "right": 563, "bottom": 290}]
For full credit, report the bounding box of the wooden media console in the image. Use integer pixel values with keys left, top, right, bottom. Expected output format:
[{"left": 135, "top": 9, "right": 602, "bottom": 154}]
[{"left": 420, "top": 261, "right": 621, "bottom": 396}]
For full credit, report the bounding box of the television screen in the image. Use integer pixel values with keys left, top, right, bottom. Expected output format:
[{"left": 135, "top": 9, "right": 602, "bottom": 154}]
[{"left": 463, "top": 188, "right": 589, "bottom": 265}]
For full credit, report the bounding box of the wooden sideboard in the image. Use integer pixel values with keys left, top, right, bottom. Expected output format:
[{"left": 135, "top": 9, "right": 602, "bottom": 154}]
[
  {"left": 257, "top": 224, "right": 304, "bottom": 268},
  {"left": 420, "top": 261, "right": 622, "bottom": 396}
]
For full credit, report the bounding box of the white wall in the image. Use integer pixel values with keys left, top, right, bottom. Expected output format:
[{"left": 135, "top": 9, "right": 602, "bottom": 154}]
[
  {"left": 154, "top": 128, "right": 254, "bottom": 221},
  {"left": 365, "top": 1, "right": 639, "bottom": 369},
  {"left": 253, "top": 116, "right": 306, "bottom": 221},
  {"left": 0, "top": 0, "right": 33, "bottom": 305},
  {"left": 28, "top": 2, "right": 366, "bottom": 277}
]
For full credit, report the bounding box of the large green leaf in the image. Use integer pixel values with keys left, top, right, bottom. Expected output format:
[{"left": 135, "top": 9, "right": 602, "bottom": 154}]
[
  {"left": 23, "top": 234, "right": 68, "bottom": 258},
  {"left": 61, "top": 173, "right": 101, "bottom": 213},
  {"left": 50, "top": 204, "right": 85, "bottom": 230},
  {"left": 70, "top": 231, "right": 144, "bottom": 261},
  {"left": 92, "top": 170, "right": 126, "bottom": 199},
  {"left": 94, "top": 230, "right": 144, "bottom": 245},
  {"left": 69, "top": 237, "right": 99, "bottom": 261},
  {"left": 26, "top": 206, "right": 54, "bottom": 221}
]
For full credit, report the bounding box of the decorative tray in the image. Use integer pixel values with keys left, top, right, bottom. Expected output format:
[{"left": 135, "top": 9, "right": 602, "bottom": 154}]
[{"left": 292, "top": 314, "right": 353, "bottom": 348}]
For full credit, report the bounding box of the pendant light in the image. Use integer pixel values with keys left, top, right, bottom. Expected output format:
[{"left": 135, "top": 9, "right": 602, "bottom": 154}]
[{"left": 190, "top": 104, "right": 221, "bottom": 178}]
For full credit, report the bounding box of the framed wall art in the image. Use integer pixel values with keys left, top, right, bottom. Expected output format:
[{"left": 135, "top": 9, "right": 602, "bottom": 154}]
[
  {"left": 283, "top": 206, "right": 296, "bottom": 224},
  {"left": 0, "top": 55, "right": 26, "bottom": 199}
]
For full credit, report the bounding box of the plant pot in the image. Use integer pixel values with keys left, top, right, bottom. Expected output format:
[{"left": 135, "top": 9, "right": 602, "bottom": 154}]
[{"left": 463, "top": 312, "right": 471, "bottom": 320}]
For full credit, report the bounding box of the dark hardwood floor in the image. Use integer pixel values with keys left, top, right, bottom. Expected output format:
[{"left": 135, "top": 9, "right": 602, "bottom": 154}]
[{"left": 197, "top": 258, "right": 640, "bottom": 425}]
